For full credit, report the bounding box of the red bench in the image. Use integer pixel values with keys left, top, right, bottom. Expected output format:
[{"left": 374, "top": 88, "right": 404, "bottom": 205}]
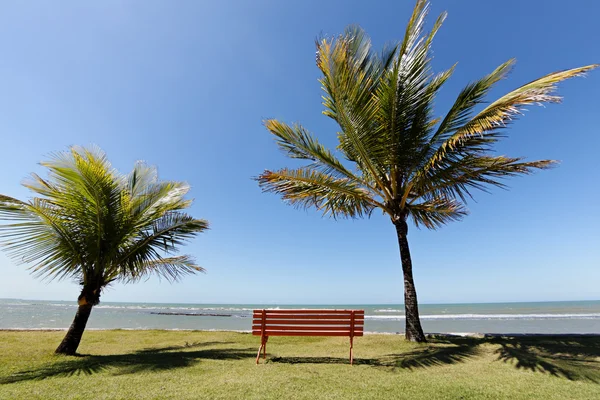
[{"left": 252, "top": 309, "right": 364, "bottom": 365}]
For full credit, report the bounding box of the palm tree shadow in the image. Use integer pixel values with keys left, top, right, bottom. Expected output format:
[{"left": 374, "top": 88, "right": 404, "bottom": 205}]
[
  {"left": 380, "top": 337, "right": 482, "bottom": 370},
  {"left": 1, "top": 341, "right": 255, "bottom": 384},
  {"left": 270, "top": 336, "right": 482, "bottom": 370},
  {"left": 491, "top": 335, "right": 600, "bottom": 382}
]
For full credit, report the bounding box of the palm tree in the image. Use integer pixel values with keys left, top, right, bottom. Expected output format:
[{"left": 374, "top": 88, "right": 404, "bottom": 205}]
[
  {"left": 257, "top": 0, "right": 597, "bottom": 342},
  {"left": 0, "top": 146, "right": 208, "bottom": 355}
]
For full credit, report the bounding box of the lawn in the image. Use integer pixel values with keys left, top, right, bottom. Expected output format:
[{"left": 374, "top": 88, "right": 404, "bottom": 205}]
[{"left": 1, "top": 330, "right": 599, "bottom": 399}]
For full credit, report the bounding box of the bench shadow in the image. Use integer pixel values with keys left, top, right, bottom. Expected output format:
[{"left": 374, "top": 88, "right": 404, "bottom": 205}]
[
  {"left": 270, "top": 336, "right": 482, "bottom": 370},
  {"left": 491, "top": 335, "right": 600, "bottom": 382},
  {"left": 1, "top": 341, "right": 255, "bottom": 384}
]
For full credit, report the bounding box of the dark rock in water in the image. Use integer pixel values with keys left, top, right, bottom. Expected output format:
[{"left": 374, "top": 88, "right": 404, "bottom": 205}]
[{"left": 150, "top": 312, "right": 232, "bottom": 317}]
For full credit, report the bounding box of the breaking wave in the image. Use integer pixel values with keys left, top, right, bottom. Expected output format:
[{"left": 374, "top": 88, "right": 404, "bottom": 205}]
[{"left": 367, "top": 313, "right": 600, "bottom": 321}]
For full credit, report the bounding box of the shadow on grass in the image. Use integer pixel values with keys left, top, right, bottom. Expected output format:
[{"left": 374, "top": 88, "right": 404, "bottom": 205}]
[
  {"left": 270, "top": 336, "right": 482, "bottom": 370},
  {"left": 270, "top": 334, "right": 600, "bottom": 382},
  {"left": 491, "top": 335, "right": 600, "bottom": 382},
  {"left": 1, "top": 341, "right": 255, "bottom": 384},
  {"left": 4, "top": 335, "right": 600, "bottom": 384}
]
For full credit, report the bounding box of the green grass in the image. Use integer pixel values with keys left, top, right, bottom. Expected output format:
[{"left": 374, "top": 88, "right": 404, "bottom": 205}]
[{"left": 1, "top": 330, "right": 599, "bottom": 399}]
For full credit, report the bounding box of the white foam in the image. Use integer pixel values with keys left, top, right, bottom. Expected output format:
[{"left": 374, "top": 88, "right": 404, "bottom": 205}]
[
  {"left": 366, "top": 313, "right": 600, "bottom": 321},
  {"left": 93, "top": 305, "right": 255, "bottom": 312}
]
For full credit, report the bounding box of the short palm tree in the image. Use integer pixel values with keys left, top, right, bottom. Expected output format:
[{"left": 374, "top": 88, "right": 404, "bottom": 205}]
[
  {"left": 0, "top": 146, "right": 208, "bottom": 355},
  {"left": 257, "top": 0, "right": 597, "bottom": 342}
]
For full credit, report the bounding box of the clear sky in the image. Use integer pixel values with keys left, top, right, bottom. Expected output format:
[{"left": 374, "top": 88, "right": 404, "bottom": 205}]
[{"left": 0, "top": 1, "right": 598, "bottom": 305}]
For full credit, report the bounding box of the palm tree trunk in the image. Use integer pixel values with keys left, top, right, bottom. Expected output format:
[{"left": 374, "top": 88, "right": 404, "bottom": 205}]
[
  {"left": 55, "top": 303, "right": 93, "bottom": 355},
  {"left": 394, "top": 219, "right": 427, "bottom": 342}
]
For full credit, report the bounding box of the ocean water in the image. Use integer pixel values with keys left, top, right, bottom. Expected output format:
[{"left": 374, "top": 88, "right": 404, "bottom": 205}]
[{"left": 1, "top": 299, "right": 600, "bottom": 334}]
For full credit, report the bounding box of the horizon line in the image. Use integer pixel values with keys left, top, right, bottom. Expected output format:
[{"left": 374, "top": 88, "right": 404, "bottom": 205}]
[{"left": 2, "top": 298, "right": 599, "bottom": 306}]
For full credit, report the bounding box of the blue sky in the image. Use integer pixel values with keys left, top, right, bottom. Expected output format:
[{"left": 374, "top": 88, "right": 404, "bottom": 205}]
[{"left": 0, "top": 1, "right": 598, "bottom": 305}]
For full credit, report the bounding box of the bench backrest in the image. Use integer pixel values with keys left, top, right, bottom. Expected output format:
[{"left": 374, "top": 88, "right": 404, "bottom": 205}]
[{"left": 252, "top": 309, "right": 364, "bottom": 337}]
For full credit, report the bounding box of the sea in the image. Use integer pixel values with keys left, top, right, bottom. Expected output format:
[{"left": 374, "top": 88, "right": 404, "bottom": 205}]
[{"left": 1, "top": 299, "right": 600, "bottom": 334}]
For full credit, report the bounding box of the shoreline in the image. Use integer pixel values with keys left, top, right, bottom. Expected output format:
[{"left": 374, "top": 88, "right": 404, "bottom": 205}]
[{"left": 2, "top": 328, "right": 599, "bottom": 338}]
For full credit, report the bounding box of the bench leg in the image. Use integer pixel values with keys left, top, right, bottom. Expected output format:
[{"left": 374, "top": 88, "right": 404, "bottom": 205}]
[
  {"left": 263, "top": 337, "right": 267, "bottom": 359},
  {"left": 256, "top": 336, "right": 269, "bottom": 364},
  {"left": 349, "top": 337, "right": 354, "bottom": 365},
  {"left": 256, "top": 343, "right": 264, "bottom": 364}
]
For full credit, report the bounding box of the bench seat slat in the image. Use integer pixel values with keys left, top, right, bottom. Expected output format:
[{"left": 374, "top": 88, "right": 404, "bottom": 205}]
[
  {"left": 253, "top": 331, "right": 364, "bottom": 337},
  {"left": 252, "top": 332, "right": 364, "bottom": 336},
  {"left": 252, "top": 319, "right": 363, "bottom": 326},
  {"left": 252, "top": 325, "right": 363, "bottom": 331},
  {"left": 252, "top": 314, "right": 363, "bottom": 320},
  {"left": 252, "top": 318, "right": 364, "bottom": 324},
  {"left": 254, "top": 311, "right": 364, "bottom": 315},
  {"left": 254, "top": 309, "right": 360, "bottom": 314},
  {"left": 253, "top": 310, "right": 364, "bottom": 315}
]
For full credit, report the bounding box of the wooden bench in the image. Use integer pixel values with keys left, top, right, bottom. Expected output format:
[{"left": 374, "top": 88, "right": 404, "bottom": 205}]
[{"left": 252, "top": 309, "right": 364, "bottom": 365}]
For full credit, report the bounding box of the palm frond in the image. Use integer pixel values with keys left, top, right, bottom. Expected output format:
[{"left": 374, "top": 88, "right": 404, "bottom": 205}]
[
  {"left": 317, "top": 27, "right": 393, "bottom": 199},
  {"left": 432, "top": 64, "right": 598, "bottom": 161},
  {"left": 264, "top": 119, "right": 386, "bottom": 199},
  {"left": 407, "top": 197, "right": 467, "bottom": 229},
  {"left": 128, "top": 161, "right": 159, "bottom": 197},
  {"left": 413, "top": 155, "right": 556, "bottom": 203},
  {"left": 129, "top": 181, "right": 193, "bottom": 228},
  {"left": 118, "top": 212, "right": 208, "bottom": 267},
  {"left": 266, "top": 119, "right": 356, "bottom": 176},
  {"left": 413, "top": 64, "right": 597, "bottom": 205},
  {"left": 116, "top": 255, "right": 204, "bottom": 283},
  {"left": 0, "top": 146, "right": 208, "bottom": 290},
  {"left": 376, "top": 3, "right": 447, "bottom": 192},
  {"left": 398, "top": 0, "right": 429, "bottom": 57},
  {"left": 0, "top": 195, "right": 83, "bottom": 281},
  {"left": 429, "top": 59, "right": 515, "bottom": 146},
  {"left": 257, "top": 168, "right": 386, "bottom": 218}
]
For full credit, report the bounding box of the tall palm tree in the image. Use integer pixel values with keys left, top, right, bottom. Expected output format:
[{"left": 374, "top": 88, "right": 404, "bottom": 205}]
[
  {"left": 0, "top": 146, "right": 208, "bottom": 355},
  {"left": 257, "top": 0, "right": 597, "bottom": 342}
]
